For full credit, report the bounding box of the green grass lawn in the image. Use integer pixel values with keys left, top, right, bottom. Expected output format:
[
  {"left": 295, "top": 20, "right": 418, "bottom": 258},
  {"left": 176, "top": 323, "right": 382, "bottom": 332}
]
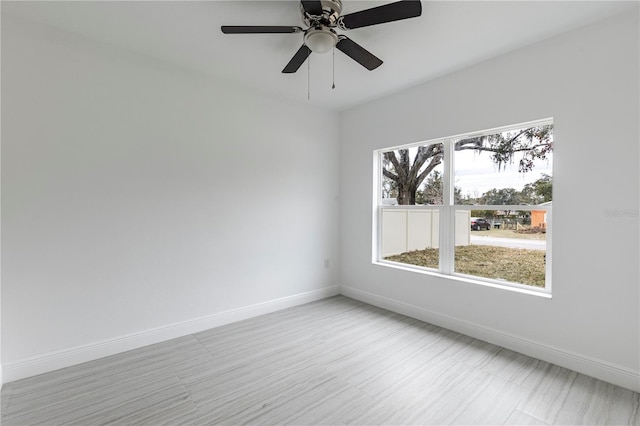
[{"left": 385, "top": 245, "right": 546, "bottom": 287}]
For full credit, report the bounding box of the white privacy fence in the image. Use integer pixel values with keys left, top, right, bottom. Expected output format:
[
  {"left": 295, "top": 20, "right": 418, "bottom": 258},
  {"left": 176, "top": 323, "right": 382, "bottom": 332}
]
[{"left": 381, "top": 208, "right": 471, "bottom": 257}]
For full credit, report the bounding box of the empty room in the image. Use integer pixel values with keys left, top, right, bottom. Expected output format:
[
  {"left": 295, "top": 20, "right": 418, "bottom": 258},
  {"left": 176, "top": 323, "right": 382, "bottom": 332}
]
[{"left": 1, "top": 1, "right": 639, "bottom": 425}]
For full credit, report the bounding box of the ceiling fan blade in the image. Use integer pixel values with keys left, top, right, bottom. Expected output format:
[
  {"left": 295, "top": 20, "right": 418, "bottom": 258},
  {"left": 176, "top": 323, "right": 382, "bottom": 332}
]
[
  {"left": 340, "top": 0, "right": 422, "bottom": 30},
  {"left": 336, "top": 37, "right": 383, "bottom": 71},
  {"left": 301, "top": 1, "right": 324, "bottom": 16},
  {"left": 282, "top": 45, "right": 312, "bottom": 73},
  {"left": 221, "top": 26, "right": 302, "bottom": 34}
]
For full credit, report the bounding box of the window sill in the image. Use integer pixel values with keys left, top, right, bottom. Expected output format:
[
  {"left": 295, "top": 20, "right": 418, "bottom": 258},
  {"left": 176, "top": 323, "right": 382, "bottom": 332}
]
[{"left": 373, "top": 260, "right": 552, "bottom": 299}]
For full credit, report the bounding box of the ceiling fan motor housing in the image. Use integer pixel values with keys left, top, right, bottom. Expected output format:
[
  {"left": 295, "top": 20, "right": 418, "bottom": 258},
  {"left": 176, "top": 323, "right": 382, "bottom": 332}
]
[{"left": 302, "top": 0, "right": 342, "bottom": 27}]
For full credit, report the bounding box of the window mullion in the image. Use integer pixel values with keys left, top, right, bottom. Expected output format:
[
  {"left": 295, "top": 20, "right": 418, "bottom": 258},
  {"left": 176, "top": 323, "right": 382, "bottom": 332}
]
[
  {"left": 440, "top": 139, "right": 454, "bottom": 275},
  {"left": 373, "top": 152, "right": 382, "bottom": 263},
  {"left": 545, "top": 206, "right": 552, "bottom": 293}
]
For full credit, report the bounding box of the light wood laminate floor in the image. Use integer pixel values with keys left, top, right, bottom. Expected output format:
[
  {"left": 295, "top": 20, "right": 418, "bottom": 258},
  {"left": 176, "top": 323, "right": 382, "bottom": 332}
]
[{"left": 1, "top": 296, "right": 639, "bottom": 425}]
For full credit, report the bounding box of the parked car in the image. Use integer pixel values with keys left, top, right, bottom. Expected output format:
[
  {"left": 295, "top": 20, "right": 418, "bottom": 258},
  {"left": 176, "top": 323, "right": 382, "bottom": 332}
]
[{"left": 470, "top": 217, "right": 491, "bottom": 231}]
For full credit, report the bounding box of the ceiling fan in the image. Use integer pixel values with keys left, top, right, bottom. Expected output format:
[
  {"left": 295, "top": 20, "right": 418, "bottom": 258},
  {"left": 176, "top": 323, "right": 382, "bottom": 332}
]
[{"left": 221, "top": 0, "right": 422, "bottom": 73}]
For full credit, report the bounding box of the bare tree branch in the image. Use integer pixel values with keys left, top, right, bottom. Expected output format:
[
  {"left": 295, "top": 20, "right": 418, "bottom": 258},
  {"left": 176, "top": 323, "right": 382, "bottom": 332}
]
[
  {"left": 417, "top": 156, "right": 443, "bottom": 184},
  {"left": 382, "top": 168, "right": 399, "bottom": 181},
  {"left": 383, "top": 151, "right": 405, "bottom": 180},
  {"left": 455, "top": 143, "right": 550, "bottom": 153}
]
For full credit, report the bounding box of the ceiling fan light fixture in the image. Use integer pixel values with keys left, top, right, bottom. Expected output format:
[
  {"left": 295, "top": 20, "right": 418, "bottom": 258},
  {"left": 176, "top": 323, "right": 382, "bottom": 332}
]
[{"left": 304, "top": 28, "right": 338, "bottom": 54}]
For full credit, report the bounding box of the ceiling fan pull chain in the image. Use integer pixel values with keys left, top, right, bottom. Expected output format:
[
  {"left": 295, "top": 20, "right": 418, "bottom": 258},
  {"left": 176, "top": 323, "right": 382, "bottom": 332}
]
[
  {"left": 308, "top": 52, "right": 311, "bottom": 101},
  {"left": 332, "top": 47, "right": 336, "bottom": 89}
]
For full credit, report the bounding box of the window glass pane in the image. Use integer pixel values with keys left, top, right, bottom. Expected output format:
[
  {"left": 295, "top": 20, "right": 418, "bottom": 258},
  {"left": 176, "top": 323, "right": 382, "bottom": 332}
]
[
  {"left": 454, "top": 125, "right": 553, "bottom": 205},
  {"left": 382, "top": 207, "right": 440, "bottom": 270},
  {"left": 454, "top": 209, "right": 547, "bottom": 287},
  {"left": 381, "top": 143, "right": 444, "bottom": 206},
  {"left": 375, "top": 120, "right": 553, "bottom": 293}
]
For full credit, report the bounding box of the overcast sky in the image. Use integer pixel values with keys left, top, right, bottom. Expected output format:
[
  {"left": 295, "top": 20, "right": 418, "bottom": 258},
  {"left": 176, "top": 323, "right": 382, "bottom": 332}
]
[{"left": 454, "top": 149, "right": 553, "bottom": 197}]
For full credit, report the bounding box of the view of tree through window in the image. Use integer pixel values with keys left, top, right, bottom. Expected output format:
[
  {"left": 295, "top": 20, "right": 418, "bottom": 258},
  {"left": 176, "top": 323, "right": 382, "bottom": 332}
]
[{"left": 377, "top": 121, "right": 553, "bottom": 291}]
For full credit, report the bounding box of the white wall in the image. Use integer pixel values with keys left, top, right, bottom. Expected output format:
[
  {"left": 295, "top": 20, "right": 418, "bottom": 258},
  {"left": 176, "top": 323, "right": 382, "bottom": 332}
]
[
  {"left": 340, "top": 11, "right": 639, "bottom": 391},
  {"left": 1, "top": 15, "right": 340, "bottom": 379}
]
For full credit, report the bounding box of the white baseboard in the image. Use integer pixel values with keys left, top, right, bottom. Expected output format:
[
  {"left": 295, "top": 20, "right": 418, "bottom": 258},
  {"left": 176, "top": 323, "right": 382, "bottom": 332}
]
[
  {"left": 340, "top": 285, "right": 640, "bottom": 393},
  {"left": 2, "top": 286, "right": 340, "bottom": 384}
]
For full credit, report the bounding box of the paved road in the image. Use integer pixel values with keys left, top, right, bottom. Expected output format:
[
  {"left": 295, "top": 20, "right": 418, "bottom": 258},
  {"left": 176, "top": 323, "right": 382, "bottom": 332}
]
[{"left": 470, "top": 235, "right": 546, "bottom": 251}]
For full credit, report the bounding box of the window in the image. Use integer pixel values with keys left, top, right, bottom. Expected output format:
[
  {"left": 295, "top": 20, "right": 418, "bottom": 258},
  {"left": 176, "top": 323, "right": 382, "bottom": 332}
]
[{"left": 374, "top": 119, "right": 553, "bottom": 294}]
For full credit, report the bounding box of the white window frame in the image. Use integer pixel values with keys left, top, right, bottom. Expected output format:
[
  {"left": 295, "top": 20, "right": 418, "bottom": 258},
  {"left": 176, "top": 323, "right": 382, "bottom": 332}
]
[{"left": 372, "top": 118, "right": 553, "bottom": 297}]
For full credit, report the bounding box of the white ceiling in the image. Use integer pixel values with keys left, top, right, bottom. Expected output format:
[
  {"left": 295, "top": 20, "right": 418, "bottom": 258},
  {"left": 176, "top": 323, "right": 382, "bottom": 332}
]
[{"left": 3, "top": 1, "right": 636, "bottom": 111}]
